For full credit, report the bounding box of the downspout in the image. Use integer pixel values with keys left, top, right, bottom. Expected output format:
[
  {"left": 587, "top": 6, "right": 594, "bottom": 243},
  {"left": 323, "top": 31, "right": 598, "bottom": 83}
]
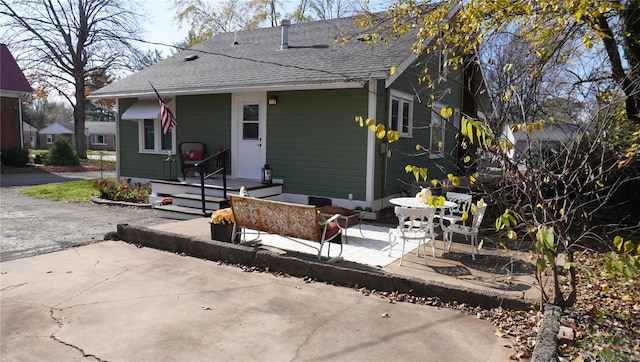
[
  {"left": 115, "top": 98, "right": 121, "bottom": 181},
  {"left": 19, "top": 97, "right": 24, "bottom": 149},
  {"left": 366, "top": 80, "right": 377, "bottom": 207}
]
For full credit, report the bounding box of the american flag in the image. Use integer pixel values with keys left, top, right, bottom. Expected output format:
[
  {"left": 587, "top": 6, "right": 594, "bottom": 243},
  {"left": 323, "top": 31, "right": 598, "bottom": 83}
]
[{"left": 150, "top": 82, "right": 176, "bottom": 135}]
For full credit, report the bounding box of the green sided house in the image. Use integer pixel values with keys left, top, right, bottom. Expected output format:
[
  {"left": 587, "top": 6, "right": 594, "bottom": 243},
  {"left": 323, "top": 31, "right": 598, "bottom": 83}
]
[{"left": 89, "top": 13, "right": 487, "bottom": 219}]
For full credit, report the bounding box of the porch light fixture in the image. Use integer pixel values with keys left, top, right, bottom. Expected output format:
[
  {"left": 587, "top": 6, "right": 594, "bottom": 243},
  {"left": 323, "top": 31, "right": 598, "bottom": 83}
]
[
  {"left": 268, "top": 95, "right": 278, "bottom": 105},
  {"left": 261, "top": 164, "right": 273, "bottom": 184}
]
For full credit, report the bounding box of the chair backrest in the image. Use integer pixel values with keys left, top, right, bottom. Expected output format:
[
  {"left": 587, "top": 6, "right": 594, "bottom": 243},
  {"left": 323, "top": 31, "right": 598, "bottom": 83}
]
[
  {"left": 445, "top": 192, "right": 473, "bottom": 216},
  {"left": 179, "top": 142, "right": 206, "bottom": 162},
  {"left": 394, "top": 206, "right": 436, "bottom": 230},
  {"left": 471, "top": 205, "right": 487, "bottom": 230}
]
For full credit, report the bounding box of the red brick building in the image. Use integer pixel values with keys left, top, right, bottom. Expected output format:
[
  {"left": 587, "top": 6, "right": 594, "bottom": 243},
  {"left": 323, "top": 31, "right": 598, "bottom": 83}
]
[{"left": 1, "top": 44, "right": 33, "bottom": 150}]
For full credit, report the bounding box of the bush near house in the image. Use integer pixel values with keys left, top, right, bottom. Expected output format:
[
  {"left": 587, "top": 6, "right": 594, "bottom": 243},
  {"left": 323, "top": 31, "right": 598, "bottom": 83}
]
[
  {"left": 44, "top": 138, "right": 80, "bottom": 166},
  {"left": 92, "top": 178, "right": 150, "bottom": 203},
  {"left": 0, "top": 147, "right": 29, "bottom": 167}
]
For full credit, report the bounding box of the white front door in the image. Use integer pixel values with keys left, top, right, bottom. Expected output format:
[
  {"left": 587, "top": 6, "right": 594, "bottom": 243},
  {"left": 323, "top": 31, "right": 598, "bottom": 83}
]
[{"left": 234, "top": 93, "right": 266, "bottom": 179}]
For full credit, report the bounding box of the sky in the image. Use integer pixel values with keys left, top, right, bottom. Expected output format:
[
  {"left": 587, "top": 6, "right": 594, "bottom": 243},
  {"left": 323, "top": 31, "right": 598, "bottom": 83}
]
[{"left": 140, "top": 1, "right": 190, "bottom": 56}]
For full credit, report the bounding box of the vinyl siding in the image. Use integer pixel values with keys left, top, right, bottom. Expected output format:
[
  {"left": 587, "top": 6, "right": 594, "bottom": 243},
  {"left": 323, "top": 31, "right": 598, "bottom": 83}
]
[
  {"left": 382, "top": 54, "right": 464, "bottom": 196},
  {"left": 266, "top": 88, "right": 369, "bottom": 200},
  {"left": 118, "top": 94, "right": 232, "bottom": 179}
]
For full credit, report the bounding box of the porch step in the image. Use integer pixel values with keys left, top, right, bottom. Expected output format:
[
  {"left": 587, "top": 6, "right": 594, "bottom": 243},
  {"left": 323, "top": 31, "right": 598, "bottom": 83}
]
[
  {"left": 154, "top": 204, "right": 212, "bottom": 220},
  {"left": 171, "top": 193, "right": 229, "bottom": 209}
]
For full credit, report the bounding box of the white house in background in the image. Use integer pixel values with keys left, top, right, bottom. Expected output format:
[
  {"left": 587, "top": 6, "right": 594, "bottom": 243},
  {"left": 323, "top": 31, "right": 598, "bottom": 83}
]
[
  {"left": 38, "top": 121, "right": 116, "bottom": 150},
  {"left": 39, "top": 122, "right": 75, "bottom": 149},
  {"left": 503, "top": 122, "right": 590, "bottom": 160}
]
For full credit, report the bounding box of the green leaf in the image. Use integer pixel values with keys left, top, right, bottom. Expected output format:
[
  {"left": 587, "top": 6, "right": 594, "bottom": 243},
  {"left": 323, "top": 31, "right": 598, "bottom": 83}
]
[
  {"left": 537, "top": 258, "right": 546, "bottom": 273},
  {"left": 623, "top": 240, "right": 634, "bottom": 253},
  {"left": 613, "top": 235, "right": 624, "bottom": 251}
]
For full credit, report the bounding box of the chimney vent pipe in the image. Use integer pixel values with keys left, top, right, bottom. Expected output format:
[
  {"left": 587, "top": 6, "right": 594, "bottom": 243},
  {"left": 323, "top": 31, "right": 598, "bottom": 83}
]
[{"left": 280, "top": 19, "right": 291, "bottom": 50}]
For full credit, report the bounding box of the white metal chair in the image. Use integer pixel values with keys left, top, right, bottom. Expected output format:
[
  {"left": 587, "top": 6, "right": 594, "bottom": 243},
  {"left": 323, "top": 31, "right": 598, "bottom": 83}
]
[
  {"left": 443, "top": 205, "right": 487, "bottom": 260},
  {"left": 440, "top": 191, "right": 473, "bottom": 227},
  {"left": 388, "top": 206, "right": 437, "bottom": 266}
]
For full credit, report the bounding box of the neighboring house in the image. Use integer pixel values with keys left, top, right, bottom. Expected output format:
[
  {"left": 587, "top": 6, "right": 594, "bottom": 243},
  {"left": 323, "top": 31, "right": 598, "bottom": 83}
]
[
  {"left": 22, "top": 122, "right": 38, "bottom": 149},
  {"left": 39, "top": 122, "right": 75, "bottom": 149},
  {"left": 38, "top": 121, "right": 116, "bottom": 151},
  {"left": 89, "top": 12, "right": 487, "bottom": 210},
  {"left": 86, "top": 121, "right": 116, "bottom": 151},
  {"left": 504, "top": 122, "right": 590, "bottom": 161},
  {"left": 0, "top": 43, "right": 33, "bottom": 150}
]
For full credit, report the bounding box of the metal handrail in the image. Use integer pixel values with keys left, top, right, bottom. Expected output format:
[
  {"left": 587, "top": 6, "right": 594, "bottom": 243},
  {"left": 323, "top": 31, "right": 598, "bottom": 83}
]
[{"left": 194, "top": 148, "right": 229, "bottom": 214}]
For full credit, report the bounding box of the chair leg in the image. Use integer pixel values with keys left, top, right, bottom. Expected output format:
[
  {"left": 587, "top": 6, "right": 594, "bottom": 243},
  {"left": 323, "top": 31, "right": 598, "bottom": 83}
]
[
  {"left": 400, "top": 238, "right": 407, "bottom": 266},
  {"left": 471, "top": 235, "right": 477, "bottom": 260}
]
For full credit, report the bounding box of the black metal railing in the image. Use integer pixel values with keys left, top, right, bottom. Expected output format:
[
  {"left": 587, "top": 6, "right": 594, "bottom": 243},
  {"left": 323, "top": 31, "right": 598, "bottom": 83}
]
[{"left": 194, "top": 147, "right": 229, "bottom": 214}]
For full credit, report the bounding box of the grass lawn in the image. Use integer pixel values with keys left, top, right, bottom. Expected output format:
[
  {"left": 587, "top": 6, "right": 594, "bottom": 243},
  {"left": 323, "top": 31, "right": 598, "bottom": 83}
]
[
  {"left": 18, "top": 179, "right": 99, "bottom": 202},
  {"left": 29, "top": 149, "right": 116, "bottom": 156}
]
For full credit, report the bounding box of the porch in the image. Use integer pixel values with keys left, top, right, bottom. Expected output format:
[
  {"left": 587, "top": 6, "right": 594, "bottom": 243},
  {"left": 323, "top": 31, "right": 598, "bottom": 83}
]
[{"left": 151, "top": 177, "right": 283, "bottom": 220}]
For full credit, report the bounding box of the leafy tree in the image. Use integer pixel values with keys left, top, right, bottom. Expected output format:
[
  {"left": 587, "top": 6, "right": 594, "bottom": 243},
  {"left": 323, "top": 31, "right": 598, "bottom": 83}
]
[
  {"left": 0, "top": 0, "right": 146, "bottom": 159},
  {"left": 172, "top": 0, "right": 284, "bottom": 43},
  {"left": 355, "top": 0, "right": 640, "bottom": 307},
  {"left": 22, "top": 97, "right": 74, "bottom": 130}
]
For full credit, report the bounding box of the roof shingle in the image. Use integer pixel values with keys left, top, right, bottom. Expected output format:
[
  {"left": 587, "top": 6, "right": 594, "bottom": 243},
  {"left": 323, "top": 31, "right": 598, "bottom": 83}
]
[{"left": 91, "top": 17, "right": 416, "bottom": 98}]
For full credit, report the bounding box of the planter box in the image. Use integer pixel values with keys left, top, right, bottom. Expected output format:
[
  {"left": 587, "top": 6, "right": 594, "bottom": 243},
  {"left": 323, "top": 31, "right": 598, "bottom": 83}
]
[
  {"left": 210, "top": 223, "right": 240, "bottom": 243},
  {"left": 359, "top": 211, "right": 377, "bottom": 221}
]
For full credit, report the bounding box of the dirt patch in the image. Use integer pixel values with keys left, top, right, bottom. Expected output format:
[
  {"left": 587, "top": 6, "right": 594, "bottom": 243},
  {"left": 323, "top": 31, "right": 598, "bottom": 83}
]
[
  {"left": 442, "top": 251, "right": 536, "bottom": 275},
  {"left": 1, "top": 159, "right": 115, "bottom": 174}
]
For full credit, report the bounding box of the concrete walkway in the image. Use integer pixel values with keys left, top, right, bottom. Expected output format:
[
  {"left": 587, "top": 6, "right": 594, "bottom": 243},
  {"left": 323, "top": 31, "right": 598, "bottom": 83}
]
[{"left": 1, "top": 241, "right": 512, "bottom": 361}]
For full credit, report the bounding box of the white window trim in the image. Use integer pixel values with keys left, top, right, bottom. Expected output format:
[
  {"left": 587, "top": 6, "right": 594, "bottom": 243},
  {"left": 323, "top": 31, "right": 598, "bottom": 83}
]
[
  {"left": 388, "top": 89, "right": 414, "bottom": 138},
  {"left": 137, "top": 118, "right": 176, "bottom": 154},
  {"left": 136, "top": 99, "right": 176, "bottom": 154},
  {"left": 46, "top": 135, "right": 53, "bottom": 144},
  {"left": 92, "top": 134, "right": 107, "bottom": 145},
  {"left": 429, "top": 103, "right": 447, "bottom": 159}
]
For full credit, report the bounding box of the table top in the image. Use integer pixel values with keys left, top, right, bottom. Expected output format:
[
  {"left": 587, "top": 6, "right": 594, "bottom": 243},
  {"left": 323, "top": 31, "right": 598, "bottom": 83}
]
[{"left": 389, "top": 197, "right": 457, "bottom": 209}]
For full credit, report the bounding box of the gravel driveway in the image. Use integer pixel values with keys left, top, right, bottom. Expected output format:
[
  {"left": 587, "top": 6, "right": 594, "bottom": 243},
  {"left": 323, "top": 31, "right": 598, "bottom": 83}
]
[{"left": 0, "top": 171, "right": 167, "bottom": 261}]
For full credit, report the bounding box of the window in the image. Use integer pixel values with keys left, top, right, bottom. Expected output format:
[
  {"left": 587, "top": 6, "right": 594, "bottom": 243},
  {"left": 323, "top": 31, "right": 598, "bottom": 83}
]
[
  {"left": 47, "top": 135, "right": 54, "bottom": 144},
  {"left": 138, "top": 118, "right": 175, "bottom": 153},
  {"left": 439, "top": 31, "right": 448, "bottom": 79},
  {"left": 92, "top": 134, "right": 106, "bottom": 145},
  {"left": 429, "top": 104, "right": 446, "bottom": 158},
  {"left": 388, "top": 90, "right": 413, "bottom": 138}
]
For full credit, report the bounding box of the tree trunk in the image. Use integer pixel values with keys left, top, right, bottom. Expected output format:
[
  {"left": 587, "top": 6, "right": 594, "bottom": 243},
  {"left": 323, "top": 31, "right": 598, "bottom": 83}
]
[{"left": 74, "top": 70, "right": 87, "bottom": 159}]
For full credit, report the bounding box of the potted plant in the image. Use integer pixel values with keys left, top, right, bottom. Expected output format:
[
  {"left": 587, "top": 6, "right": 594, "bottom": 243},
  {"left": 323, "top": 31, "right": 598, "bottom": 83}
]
[{"left": 209, "top": 208, "right": 239, "bottom": 242}]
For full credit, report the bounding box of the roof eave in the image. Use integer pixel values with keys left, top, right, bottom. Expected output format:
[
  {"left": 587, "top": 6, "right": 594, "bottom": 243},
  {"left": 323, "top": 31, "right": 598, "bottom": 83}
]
[{"left": 88, "top": 79, "right": 374, "bottom": 100}]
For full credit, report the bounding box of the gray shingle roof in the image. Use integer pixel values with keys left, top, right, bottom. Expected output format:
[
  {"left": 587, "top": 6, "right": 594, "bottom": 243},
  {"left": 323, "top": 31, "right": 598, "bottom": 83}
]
[{"left": 91, "top": 16, "right": 417, "bottom": 98}]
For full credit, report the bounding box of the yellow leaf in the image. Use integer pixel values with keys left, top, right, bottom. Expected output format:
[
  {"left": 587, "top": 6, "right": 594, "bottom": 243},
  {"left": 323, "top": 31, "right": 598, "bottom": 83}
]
[
  {"left": 440, "top": 107, "right": 453, "bottom": 119},
  {"left": 451, "top": 176, "right": 460, "bottom": 186},
  {"left": 365, "top": 118, "right": 376, "bottom": 127},
  {"left": 494, "top": 330, "right": 506, "bottom": 338},
  {"left": 390, "top": 66, "right": 397, "bottom": 75},
  {"left": 503, "top": 63, "right": 513, "bottom": 72},
  {"left": 461, "top": 212, "right": 468, "bottom": 222},
  {"left": 560, "top": 208, "right": 564, "bottom": 216},
  {"left": 431, "top": 179, "right": 438, "bottom": 187},
  {"left": 416, "top": 144, "right": 421, "bottom": 151},
  {"left": 536, "top": 203, "right": 543, "bottom": 209},
  {"left": 596, "top": 180, "right": 604, "bottom": 187},
  {"left": 386, "top": 150, "right": 392, "bottom": 158},
  {"left": 355, "top": 116, "right": 364, "bottom": 126},
  {"left": 507, "top": 230, "right": 517, "bottom": 240},
  {"left": 376, "top": 129, "right": 386, "bottom": 139}
]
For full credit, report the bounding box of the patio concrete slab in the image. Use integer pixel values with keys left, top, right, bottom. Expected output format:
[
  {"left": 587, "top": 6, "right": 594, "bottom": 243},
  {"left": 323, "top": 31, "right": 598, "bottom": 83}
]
[
  {"left": 1, "top": 241, "right": 513, "bottom": 361},
  {"left": 150, "top": 217, "right": 540, "bottom": 302}
]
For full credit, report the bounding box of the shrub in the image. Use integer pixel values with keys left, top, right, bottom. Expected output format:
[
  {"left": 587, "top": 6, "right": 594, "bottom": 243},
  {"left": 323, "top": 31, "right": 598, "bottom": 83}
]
[
  {"left": 93, "top": 178, "right": 150, "bottom": 203},
  {"left": 0, "top": 147, "right": 30, "bottom": 167},
  {"left": 44, "top": 138, "right": 80, "bottom": 166}
]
